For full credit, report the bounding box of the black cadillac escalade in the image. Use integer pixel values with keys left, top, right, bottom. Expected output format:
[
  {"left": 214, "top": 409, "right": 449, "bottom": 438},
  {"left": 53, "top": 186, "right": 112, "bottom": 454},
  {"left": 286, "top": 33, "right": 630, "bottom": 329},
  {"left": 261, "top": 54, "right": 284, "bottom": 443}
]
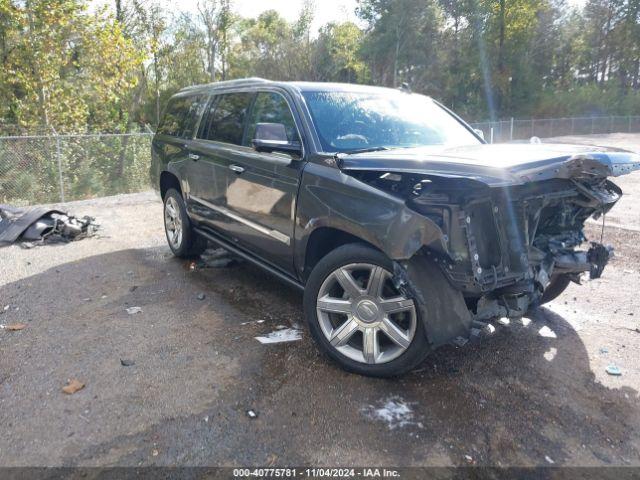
[{"left": 151, "top": 78, "right": 640, "bottom": 377}]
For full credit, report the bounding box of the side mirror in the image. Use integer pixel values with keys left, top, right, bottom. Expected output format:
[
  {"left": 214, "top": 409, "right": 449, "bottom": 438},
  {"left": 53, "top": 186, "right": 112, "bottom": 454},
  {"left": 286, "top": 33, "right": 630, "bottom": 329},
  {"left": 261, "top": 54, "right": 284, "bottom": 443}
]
[
  {"left": 252, "top": 122, "right": 302, "bottom": 156},
  {"left": 473, "top": 128, "right": 485, "bottom": 140}
]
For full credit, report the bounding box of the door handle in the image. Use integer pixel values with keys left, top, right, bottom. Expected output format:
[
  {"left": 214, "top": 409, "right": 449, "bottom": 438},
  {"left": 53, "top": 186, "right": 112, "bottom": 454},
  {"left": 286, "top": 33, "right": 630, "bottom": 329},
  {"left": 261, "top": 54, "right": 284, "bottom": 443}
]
[
  {"left": 189, "top": 153, "right": 200, "bottom": 161},
  {"left": 229, "top": 164, "right": 245, "bottom": 174}
]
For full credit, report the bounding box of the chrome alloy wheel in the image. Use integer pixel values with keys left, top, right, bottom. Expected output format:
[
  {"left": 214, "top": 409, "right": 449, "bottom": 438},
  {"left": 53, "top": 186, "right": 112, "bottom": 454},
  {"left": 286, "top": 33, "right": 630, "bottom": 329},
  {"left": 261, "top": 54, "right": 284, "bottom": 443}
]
[
  {"left": 316, "top": 263, "right": 417, "bottom": 365},
  {"left": 164, "top": 196, "right": 183, "bottom": 249}
]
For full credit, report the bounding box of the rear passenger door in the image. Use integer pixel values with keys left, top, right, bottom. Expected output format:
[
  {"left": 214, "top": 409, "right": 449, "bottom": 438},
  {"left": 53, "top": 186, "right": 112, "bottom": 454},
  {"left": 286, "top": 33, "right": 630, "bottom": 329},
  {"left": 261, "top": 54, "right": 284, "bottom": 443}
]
[{"left": 185, "top": 92, "right": 254, "bottom": 239}]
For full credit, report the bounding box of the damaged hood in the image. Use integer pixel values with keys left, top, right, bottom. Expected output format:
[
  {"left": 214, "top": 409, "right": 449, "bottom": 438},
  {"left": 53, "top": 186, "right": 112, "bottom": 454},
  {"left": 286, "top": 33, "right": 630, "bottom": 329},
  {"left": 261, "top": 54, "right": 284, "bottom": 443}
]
[{"left": 338, "top": 143, "right": 640, "bottom": 186}]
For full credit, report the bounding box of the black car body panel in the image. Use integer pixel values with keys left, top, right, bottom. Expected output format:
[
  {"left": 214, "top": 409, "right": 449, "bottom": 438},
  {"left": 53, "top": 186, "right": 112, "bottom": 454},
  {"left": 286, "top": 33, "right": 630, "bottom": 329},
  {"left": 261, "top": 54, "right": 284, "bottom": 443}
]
[{"left": 152, "top": 78, "right": 640, "bottom": 348}]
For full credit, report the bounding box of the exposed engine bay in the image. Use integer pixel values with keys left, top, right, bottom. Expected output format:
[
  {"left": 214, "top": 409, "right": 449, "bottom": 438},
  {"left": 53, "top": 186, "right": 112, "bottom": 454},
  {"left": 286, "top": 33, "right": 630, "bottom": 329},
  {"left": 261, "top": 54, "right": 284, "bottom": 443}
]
[{"left": 346, "top": 166, "right": 621, "bottom": 325}]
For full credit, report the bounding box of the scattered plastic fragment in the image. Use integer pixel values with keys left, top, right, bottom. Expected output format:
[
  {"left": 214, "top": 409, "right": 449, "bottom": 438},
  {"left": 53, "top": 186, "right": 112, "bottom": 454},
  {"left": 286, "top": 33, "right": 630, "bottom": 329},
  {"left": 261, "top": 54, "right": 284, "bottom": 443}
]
[
  {"left": 126, "top": 306, "right": 142, "bottom": 315},
  {"left": 606, "top": 365, "right": 622, "bottom": 376},
  {"left": 62, "top": 379, "right": 85, "bottom": 394},
  {"left": 1, "top": 323, "right": 26, "bottom": 331},
  {"left": 152, "top": 449, "right": 159, "bottom": 457},
  {"left": 120, "top": 359, "right": 135, "bottom": 367},
  {"left": 465, "top": 455, "right": 473, "bottom": 463},
  {"left": 255, "top": 328, "right": 302, "bottom": 344},
  {"left": 246, "top": 409, "right": 258, "bottom": 419},
  {"left": 599, "top": 347, "right": 609, "bottom": 354},
  {"left": 545, "top": 455, "right": 555, "bottom": 464},
  {"left": 497, "top": 317, "right": 510, "bottom": 326},
  {"left": 196, "top": 293, "right": 206, "bottom": 301}
]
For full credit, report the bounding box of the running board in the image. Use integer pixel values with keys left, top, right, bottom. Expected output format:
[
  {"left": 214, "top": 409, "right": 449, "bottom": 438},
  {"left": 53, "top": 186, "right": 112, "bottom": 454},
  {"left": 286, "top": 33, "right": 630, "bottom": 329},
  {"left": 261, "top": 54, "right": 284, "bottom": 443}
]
[{"left": 194, "top": 227, "right": 305, "bottom": 291}]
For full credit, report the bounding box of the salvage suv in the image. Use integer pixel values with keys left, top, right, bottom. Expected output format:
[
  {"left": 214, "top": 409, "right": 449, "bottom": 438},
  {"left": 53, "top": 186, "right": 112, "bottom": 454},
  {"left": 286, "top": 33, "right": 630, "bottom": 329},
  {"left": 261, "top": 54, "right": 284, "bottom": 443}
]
[{"left": 151, "top": 78, "right": 640, "bottom": 377}]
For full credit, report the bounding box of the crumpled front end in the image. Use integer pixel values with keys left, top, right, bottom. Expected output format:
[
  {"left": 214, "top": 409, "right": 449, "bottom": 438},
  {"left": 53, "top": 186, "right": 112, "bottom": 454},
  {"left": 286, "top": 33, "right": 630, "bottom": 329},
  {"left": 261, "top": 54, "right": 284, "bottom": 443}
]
[
  {"left": 341, "top": 148, "right": 633, "bottom": 344},
  {"left": 410, "top": 176, "right": 619, "bottom": 322}
]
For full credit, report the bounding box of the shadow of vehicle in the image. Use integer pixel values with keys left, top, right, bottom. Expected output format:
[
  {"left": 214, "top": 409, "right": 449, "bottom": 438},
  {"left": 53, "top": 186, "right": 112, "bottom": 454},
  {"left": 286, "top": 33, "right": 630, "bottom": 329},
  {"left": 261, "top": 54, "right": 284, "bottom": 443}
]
[{"left": 0, "top": 246, "right": 637, "bottom": 467}]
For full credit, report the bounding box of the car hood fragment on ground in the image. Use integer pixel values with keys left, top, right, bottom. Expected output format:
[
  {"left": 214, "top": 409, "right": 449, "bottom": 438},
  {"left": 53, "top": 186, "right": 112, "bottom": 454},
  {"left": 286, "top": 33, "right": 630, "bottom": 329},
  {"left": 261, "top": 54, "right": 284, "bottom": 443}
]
[
  {"left": 337, "top": 143, "right": 640, "bottom": 186},
  {"left": 0, "top": 205, "right": 98, "bottom": 247}
]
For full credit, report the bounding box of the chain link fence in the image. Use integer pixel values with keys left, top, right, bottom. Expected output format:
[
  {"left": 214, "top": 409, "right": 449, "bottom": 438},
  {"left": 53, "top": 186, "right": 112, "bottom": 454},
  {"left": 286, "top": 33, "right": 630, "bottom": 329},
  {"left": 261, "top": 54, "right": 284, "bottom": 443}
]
[
  {"left": 1, "top": 115, "right": 639, "bottom": 206},
  {"left": 470, "top": 115, "right": 640, "bottom": 143},
  {"left": 0, "top": 131, "right": 153, "bottom": 206}
]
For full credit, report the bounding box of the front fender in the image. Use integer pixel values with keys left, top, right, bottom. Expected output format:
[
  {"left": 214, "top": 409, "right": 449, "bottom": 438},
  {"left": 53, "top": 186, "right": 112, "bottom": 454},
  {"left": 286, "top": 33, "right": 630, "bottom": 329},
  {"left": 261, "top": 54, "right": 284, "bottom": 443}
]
[{"left": 294, "top": 163, "right": 448, "bottom": 277}]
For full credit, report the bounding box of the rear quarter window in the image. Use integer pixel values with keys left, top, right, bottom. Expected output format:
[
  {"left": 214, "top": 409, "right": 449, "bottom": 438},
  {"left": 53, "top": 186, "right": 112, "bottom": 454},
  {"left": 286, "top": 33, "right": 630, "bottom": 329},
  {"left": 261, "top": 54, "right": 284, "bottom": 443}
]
[{"left": 157, "top": 94, "right": 207, "bottom": 138}]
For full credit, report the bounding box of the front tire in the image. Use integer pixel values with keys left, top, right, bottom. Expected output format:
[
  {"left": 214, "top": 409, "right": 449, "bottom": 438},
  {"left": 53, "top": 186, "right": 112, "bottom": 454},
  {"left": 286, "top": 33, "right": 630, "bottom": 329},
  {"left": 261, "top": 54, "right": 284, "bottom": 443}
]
[
  {"left": 163, "top": 188, "right": 207, "bottom": 258},
  {"left": 303, "top": 244, "right": 430, "bottom": 377}
]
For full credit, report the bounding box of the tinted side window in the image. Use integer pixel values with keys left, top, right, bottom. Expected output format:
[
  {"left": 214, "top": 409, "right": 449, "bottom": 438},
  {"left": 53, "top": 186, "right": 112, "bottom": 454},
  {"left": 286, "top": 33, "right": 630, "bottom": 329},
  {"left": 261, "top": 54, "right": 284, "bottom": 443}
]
[
  {"left": 157, "top": 95, "right": 206, "bottom": 138},
  {"left": 199, "top": 92, "right": 253, "bottom": 145},
  {"left": 245, "top": 92, "right": 299, "bottom": 145}
]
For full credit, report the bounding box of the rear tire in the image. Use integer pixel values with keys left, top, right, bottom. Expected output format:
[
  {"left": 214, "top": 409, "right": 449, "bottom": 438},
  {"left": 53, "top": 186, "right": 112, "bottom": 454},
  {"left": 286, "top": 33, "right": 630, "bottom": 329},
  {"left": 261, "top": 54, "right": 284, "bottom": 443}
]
[
  {"left": 540, "top": 274, "right": 572, "bottom": 304},
  {"left": 303, "top": 243, "right": 430, "bottom": 377},
  {"left": 163, "top": 188, "right": 207, "bottom": 258}
]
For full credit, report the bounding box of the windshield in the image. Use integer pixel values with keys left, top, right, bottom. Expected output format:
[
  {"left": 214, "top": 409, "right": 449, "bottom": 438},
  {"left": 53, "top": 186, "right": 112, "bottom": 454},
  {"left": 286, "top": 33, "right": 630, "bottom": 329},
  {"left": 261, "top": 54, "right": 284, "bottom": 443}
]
[{"left": 302, "top": 90, "right": 481, "bottom": 153}]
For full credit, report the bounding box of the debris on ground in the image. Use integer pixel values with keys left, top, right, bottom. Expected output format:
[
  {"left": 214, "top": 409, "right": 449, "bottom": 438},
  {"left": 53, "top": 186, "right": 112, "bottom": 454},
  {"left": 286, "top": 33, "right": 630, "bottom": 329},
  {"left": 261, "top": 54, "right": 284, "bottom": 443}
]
[
  {"left": 246, "top": 409, "right": 258, "bottom": 419},
  {"left": 190, "top": 248, "right": 239, "bottom": 270},
  {"left": 62, "top": 379, "right": 85, "bottom": 394},
  {"left": 600, "top": 347, "right": 609, "bottom": 354},
  {"left": 2, "top": 305, "right": 10, "bottom": 313},
  {"left": 196, "top": 293, "right": 206, "bottom": 301},
  {"left": 241, "top": 320, "right": 265, "bottom": 325},
  {"left": 0, "top": 323, "right": 27, "bottom": 331},
  {"left": 120, "top": 359, "right": 135, "bottom": 367},
  {"left": 254, "top": 328, "right": 302, "bottom": 344},
  {"left": 0, "top": 204, "right": 98, "bottom": 247},
  {"left": 545, "top": 455, "right": 555, "bottom": 464},
  {"left": 361, "top": 396, "right": 421, "bottom": 430},
  {"left": 464, "top": 455, "right": 473, "bottom": 463},
  {"left": 125, "top": 306, "right": 142, "bottom": 315},
  {"left": 605, "top": 364, "right": 622, "bottom": 376}
]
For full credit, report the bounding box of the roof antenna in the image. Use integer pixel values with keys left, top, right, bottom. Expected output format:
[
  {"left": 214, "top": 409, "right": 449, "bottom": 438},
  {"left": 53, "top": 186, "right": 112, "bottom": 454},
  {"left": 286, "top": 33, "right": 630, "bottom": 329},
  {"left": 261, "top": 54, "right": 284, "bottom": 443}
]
[{"left": 399, "top": 82, "right": 411, "bottom": 93}]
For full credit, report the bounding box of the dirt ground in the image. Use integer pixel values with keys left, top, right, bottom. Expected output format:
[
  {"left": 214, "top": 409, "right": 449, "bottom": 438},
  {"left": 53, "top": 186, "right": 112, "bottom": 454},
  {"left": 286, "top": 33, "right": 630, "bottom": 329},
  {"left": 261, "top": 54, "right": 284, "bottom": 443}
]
[{"left": 1, "top": 134, "right": 639, "bottom": 468}]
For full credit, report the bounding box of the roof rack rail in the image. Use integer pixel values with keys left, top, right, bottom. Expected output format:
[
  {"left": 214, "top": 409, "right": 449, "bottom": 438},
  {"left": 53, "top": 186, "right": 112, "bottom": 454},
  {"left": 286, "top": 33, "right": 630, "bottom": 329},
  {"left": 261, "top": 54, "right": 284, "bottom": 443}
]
[{"left": 181, "top": 77, "right": 272, "bottom": 92}]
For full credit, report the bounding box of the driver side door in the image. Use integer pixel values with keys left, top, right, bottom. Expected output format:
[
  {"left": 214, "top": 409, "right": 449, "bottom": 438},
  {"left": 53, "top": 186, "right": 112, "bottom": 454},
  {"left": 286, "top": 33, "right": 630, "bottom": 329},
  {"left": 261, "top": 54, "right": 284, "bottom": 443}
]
[{"left": 223, "top": 90, "right": 305, "bottom": 273}]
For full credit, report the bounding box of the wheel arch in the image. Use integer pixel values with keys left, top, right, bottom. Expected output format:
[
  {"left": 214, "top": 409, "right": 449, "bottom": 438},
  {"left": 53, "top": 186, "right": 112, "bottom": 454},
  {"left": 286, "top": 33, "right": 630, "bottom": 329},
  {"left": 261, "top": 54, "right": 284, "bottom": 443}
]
[
  {"left": 301, "top": 226, "right": 382, "bottom": 281},
  {"left": 160, "top": 170, "right": 182, "bottom": 200}
]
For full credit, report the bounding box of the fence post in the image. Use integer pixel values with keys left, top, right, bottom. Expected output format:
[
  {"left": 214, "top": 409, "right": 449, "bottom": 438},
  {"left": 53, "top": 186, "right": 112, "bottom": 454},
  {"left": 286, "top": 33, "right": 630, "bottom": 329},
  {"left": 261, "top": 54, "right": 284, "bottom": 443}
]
[
  {"left": 50, "top": 126, "right": 65, "bottom": 203},
  {"left": 610, "top": 115, "right": 614, "bottom": 134},
  {"left": 510, "top": 117, "right": 514, "bottom": 141},
  {"left": 531, "top": 118, "right": 535, "bottom": 137},
  {"left": 591, "top": 117, "right": 595, "bottom": 134},
  {"left": 571, "top": 117, "right": 575, "bottom": 135},
  {"left": 490, "top": 127, "right": 494, "bottom": 144}
]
